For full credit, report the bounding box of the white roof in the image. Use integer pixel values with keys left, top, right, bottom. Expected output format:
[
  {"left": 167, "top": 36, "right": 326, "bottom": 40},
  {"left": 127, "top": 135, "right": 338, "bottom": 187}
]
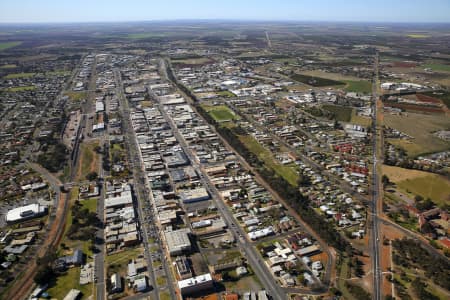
[
  {"left": 6, "top": 204, "right": 46, "bottom": 222},
  {"left": 178, "top": 273, "right": 212, "bottom": 289}
]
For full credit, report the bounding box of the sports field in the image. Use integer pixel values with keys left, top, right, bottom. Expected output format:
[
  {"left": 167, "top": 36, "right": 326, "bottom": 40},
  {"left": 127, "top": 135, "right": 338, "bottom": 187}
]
[{"left": 202, "top": 104, "right": 238, "bottom": 122}]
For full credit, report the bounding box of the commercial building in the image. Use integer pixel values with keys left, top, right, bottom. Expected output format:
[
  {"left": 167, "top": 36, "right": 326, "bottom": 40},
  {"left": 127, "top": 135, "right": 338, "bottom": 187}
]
[
  {"left": 164, "top": 228, "right": 191, "bottom": 256},
  {"left": 178, "top": 273, "right": 214, "bottom": 296},
  {"left": 6, "top": 204, "right": 48, "bottom": 224},
  {"left": 179, "top": 187, "right": 210, "bottom": 203}
]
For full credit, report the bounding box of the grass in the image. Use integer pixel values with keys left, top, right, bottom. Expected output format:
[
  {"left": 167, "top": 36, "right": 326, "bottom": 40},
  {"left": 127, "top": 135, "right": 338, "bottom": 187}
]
[
  {"left": 290, "top": 73, "right": 345, "bottom": 87},
  {"left": 216, "top": 90, "right": 236, "bottom": 98},
  {"left": 0, "top": 86, "right": 35, "bottom": 92},
  {"left": 80, "top": 198, "right": 97, "bottom": 213},
  {"left": 322, "top": 104, "right": 353, "bottom": 122},
  {"left": 156, "top": 276, "right": 166, "bottom": 286},
  {"left": 344, "top": 80, "right": 372, "bottom": 93},
  {"left": 3, "top": 72, "right": 36, "bottom": 79},
  {"left": 383, "top": 165, "right": 450, "bottom": 206},
  {"left": 350, "top": 110, "right": 372, "bottom": 127},
  {"left": 46, "top": 267, "right": 92, "bottom": 300},
  {"left": 384, "top": 112, "right": 450, "bottom": 157},
  {"left": 407, "top": 34, "right": 430, "bottom": 38},
  {"left": 78, "top": 142, "right": 99, "bottom": 181},
  {"left": 0, "top": 41, "right": 22, "bottom": 51},
  {"left": 0, "top": 64, "right": 17, "bottom": 69},
  {"left": 105, "top": 247, "right": 142, "bottom": 266},
  {"left": 423, "top": 63, "right": 450, "bottom": 73},
  {"left": 217, "top": 250, "right": 242, "bottom": 264},
  {"left": 202, "top": 104, "right": 239, "bottom": 122},
  {"left": 159, "top": 292, "right": 171, "bottom": 300},
  {"left": 421, "top": 90, "right": 450, "bottom": 109},
  {"left": 240, "top": 135, "right": 299, "bottom": 186},
  {"left": 65, "top": 91, "right": 87, "bottom": 102}
]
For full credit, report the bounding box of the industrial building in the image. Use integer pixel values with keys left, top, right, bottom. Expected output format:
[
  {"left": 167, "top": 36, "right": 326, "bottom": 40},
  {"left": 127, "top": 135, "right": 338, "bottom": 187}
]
[
  {"left": 6, "top": 204, "right": 48, "bottom": 224},
  {"left": 179, "top": 187, "right": 210, "bottom": 203}
]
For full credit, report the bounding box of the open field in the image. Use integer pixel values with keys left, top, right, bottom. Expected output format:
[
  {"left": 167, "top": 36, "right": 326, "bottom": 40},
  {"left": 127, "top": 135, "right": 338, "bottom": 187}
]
[
  {"left": 407, "top": 34, "right": 430, "bottom": 38},
  {"left": 322, "top": 104, "right": 353, "bottom": 122},
  {"left": 0, "top": 64, "right": 17, "bottom": 69},
  {"left": 0, "top": 41, "right": 22, "bottom": 51},
  {"left": 344, "top": 80, "right": 372, "bottom": 93},
  {"left": 422, "top": 90, "right": 450, "bottom": 109},
  {"left": 290, "top": 73, "right": 344, "bottom": 87},
  {"left": 382, "top": 165, "right": 450, "bottom": 206},
  {"left": 77, "top": 142, "right": 99, "bottom": 181},
  {"left": 423, "top": 63, "right": 450, "bottom": 73},
  {"left": 350, "top": 110, "right": 372, "bottom": 127},
  {"left": 384, "top": 112, "right": 450, "bottom": 157},
  {"left": 65, "top": 91, "right": 87, "bottom": 102},
  {"left": 0, "top": 86, "right": 36, "bottom": 92},
  {"left": 239, "top": 135, "right": 299, "bottom": 186},
  {"left": 81, "top": 198, "right": 97, "bottom": 213},
  {"left": 202, "top": 104, "right": 239, "bottom": 122},
  {"left": 46, "top": 267, "right": 92, "bottom": 300},
  {"left": 3, "top": 72, "right": 36, "bottom": 79}
]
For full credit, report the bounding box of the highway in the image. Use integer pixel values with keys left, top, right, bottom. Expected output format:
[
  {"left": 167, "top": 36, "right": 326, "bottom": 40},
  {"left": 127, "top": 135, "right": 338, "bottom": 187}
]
[{"left": 371, "top": 52, "right": 382, "bottom": 300}]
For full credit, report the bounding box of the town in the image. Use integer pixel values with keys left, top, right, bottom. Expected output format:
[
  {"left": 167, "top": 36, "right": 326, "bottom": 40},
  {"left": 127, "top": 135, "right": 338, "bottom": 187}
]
[{"left": 0, "top": 19, "right": 449, "bottom": 300}]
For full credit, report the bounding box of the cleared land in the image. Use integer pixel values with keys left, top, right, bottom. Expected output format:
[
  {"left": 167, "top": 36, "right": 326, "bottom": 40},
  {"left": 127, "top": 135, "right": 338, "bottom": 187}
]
[
  {"left": 77, "top": 142, "right": 99, "bottom": 181},
  {"left": 382, "top": 165, "right": 450, "bottom": 206},
  {"left": 350, "top": 110, "right": 372, "bottom": 127},
  {"left": 202, "top": 104, "right": 239, "bottom": 122},
  {"left": 384, "top": 112, "right": 450, "bottom": 157},
  {"left": 0, "top": 41, "right": 22, "bottom": 51}
]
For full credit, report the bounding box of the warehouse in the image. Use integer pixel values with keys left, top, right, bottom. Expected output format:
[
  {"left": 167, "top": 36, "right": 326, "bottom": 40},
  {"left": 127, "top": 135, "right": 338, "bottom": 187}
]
[
  {"left": 164, "top": 228, "right": 192, "bottom": 256},
  {"left": 6, "top": 203, "right": 48, "bottom": 224}
]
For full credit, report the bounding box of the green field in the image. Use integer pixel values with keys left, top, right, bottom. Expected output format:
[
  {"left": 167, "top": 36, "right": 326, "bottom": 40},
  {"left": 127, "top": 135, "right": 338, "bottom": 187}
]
[
  {"left": 290, "top": 73, "right": 345, "bottom": 87},
  {"left": 344, "top": 80, "right": 372, "bottom": 93},
  {"left": 0, "top": 64, "right": 17, "bottom": 69},
  {"left": 81, "top": 198, "right": 97, "bottom": 213},
  {"left": 322, "top": 104, "right": 353, "bottom": 122},
  {"left": 421, "top": 90, "right": 450, "bottom": 109},
  {"left": 0, "top": 41, "right": 22, "bottom": 51},
  {"left": 3, "top": 72, "right": 36, "bottom": 79},
  {"left": 423, "top": 63, "right": 450, "bottom": 73},
  {"left": 65, "top": 91, "right": 87, "bottom": 102},
  {"left": 240, "top": 135, "right": 299, "bottom": 186},
  {"left": 384, "top": 112, "right": 450, "bottom": 157},
  {"left": 1, "top": 86, "right": 36, "bottom": 92},
  {"left": 202, "top": 104, "right": 238, "bottom": 122}
]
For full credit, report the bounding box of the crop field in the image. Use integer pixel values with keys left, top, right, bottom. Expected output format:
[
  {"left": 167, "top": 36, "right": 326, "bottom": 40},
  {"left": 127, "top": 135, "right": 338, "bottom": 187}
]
[
  {"left": 384, "top": 112, "right": 450, "bottom": 157},
  {"left": 423, "top": 63, "right": 450, "bottom": 73},
  {"left": 290, "top": 73, "right": 345, "bottom": 87},
  {"left": 0, "top": 41, "right": 22, "bottom": 51},
  {"left": 382, "top": 165, "right": 450, "bottom": 206},
  {"left": 344, "top": 80, "right": 372, "bottom": 93},
  {"left": 202, "top": 104, "right": 238, "bottom": 122}
]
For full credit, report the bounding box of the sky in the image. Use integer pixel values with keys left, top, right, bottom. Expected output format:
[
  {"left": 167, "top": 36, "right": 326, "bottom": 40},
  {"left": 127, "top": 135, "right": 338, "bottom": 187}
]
[{"left": 1, "top": 0, "right": 450, "bottom": 23}]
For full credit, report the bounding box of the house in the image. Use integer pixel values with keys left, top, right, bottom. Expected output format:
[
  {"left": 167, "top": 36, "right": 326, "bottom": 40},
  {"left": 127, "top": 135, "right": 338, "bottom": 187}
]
[{"left": 110, "top": 273, "right": 123, "bottom": 293}]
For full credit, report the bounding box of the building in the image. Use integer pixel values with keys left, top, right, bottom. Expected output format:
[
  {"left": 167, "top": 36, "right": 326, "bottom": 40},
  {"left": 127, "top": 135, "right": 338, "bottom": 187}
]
[
  {"left": 178, "top": 273, "right": 214, "bottom": 296},
  {"left": 63, "top": 289, "right": 81, "bottom": 300},
  {"left": 6, "top": 204, "right": 48, "bottom": 224},
  {"left": 179, "top": 187, "right": 210, "bottom": 203},
  {"left": 175, "top": 256, "right": 192, "bottom": 279},
  {"left": 110, "top": 273, "right": 123, "bottom": 293},
  {"left": 164, "top": 228, "right": 191, "bottom": 256},
  {"left": 133, "top": 277, "right": 148, "bottom": 292}
]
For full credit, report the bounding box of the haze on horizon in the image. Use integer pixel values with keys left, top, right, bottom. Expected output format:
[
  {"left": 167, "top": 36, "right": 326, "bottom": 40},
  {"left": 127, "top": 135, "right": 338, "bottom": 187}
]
[{"left": 1, "top": 0, "right": 450, "bottom": 24}]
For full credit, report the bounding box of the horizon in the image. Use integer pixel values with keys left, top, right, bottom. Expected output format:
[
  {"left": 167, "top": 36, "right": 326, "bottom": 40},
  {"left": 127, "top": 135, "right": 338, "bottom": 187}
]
[{"left": 1, "top": 0, "right": 450, "bottom": 24}]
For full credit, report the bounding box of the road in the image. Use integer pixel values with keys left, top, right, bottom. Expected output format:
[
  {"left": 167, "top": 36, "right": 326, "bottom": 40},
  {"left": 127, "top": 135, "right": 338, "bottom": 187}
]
[
  {"left": 160, "top": 58, "right": 335, "bottom": 297},
  {"left": 371, "top": 52, "right": 382, "bottom": 300}
]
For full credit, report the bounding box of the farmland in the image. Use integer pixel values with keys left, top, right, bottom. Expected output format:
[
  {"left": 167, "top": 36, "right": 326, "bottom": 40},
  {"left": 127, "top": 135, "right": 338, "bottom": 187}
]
[{"left": 344, "top": 80, "right": 372, "bottom": 93}]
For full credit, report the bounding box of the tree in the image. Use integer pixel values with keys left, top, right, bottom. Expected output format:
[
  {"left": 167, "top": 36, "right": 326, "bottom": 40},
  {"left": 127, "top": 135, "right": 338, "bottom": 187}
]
[
  {"left": 381, "top": 175, "right": 390, "bottom": 189},
  {"left": 34, "top": 266, "right": 54, "bottom": 285},
  {"left": 86, "top": 171, "right": 98, "bottom": 181}
]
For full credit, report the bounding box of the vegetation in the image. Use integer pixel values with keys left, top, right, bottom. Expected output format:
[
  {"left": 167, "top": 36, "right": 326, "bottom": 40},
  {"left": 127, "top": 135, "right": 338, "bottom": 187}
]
[
  {"left": 392, "top": 238, "right": 450, "bottom": 290},
  {"left": 3, "top": 72, "right": 36, "bottom": 79},
  {"left": 344, "top": 80, "right": 372, "bottom": 93},
  {"left": 422, "top": 90, "right": 450, "bottom": 109},
  {"left": 322, "top": 104, "right": 353, "bottom": 122},
  {"left": 290, "top": 73, "right": 345, "bottom": 87},
  {"left": 0, "top": 41, "right": 22, "bottom": 51},
  {"left": 37, "top": 142, "right": 68, "bottom": 173},
  {"left": 202, "top": 104, "right": 238, "bottom": 122},
  {"left": 423, "top": 63, "right": 450, "bottom": 73},
  {"left": 345, "top": 282, "right": 371, "bottom": 299},
  {"left": 66, "top": 200, "right": 100, "bottom": 242},
  {"left": 1, "top": 86, "right": 36, "bottom": 92}
]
